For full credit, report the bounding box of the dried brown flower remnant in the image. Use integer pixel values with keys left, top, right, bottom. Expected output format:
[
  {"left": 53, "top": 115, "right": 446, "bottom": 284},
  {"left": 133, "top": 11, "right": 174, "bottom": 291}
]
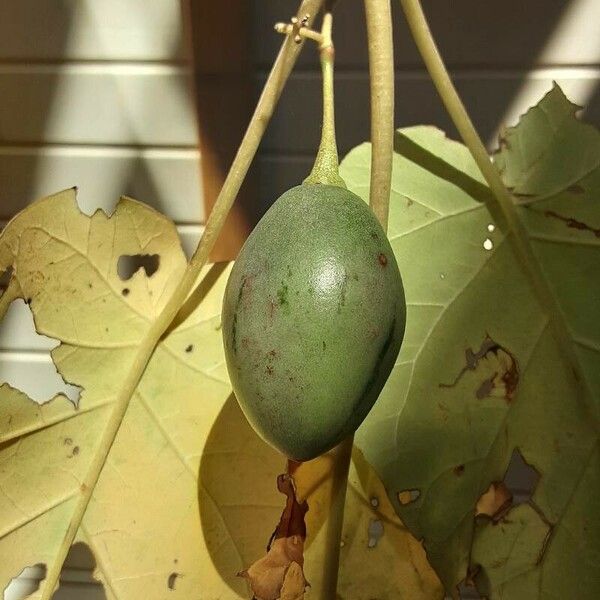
[{"left": 239, "top": 474, "right": 309, "bottom": 600}]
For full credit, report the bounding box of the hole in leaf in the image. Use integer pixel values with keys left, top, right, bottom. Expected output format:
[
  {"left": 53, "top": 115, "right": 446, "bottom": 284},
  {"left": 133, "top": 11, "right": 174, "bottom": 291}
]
[
  {"left": 0, "top": 299, "right": 81, "bottom": 405},
  {"left": 475, "top": 448, "right": 540, "bottom": 522},
  {"left": 487, "top": 223, "right": 495, "bottom": 233},
  {"left": 117, "top": 254, "right": 159, "bottom": 280},
  {"left": 483, "top": 238, "right": 493, "bottom": 251},
  {"left": 3, "top": 564, "right": 46, "bottom": 600},
  {"left": 0, "top": 266, "right": 13, "bottom": 298},
  {"left": 503, "top": 448, "right": 540, "bottom": 504},
  {"left": 52, "top": 542, "right": 107, "bottom": 599},
  {"left": 397, "top": 489, "right": 420, "bottom": 505},
  {"left": 367, "top": 518, "right": 384, "bottom": 548}
]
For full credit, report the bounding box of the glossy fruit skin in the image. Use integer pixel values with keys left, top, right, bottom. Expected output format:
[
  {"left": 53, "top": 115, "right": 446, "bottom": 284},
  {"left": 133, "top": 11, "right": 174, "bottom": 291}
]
[{"left": 222, "top": 184, "right": 405, "bottom": 461}]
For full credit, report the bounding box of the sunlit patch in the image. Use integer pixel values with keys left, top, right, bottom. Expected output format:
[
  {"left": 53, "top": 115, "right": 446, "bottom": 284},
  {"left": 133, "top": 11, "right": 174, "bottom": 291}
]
[{"left": 310, "top": 257, "right": 345, "bottom": 297}]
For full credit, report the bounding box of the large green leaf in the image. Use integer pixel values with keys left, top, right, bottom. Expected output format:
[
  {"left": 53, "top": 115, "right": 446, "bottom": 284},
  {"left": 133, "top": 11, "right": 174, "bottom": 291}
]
[{"left": 340, "top": 86, "right": 599, "bottom": 598}]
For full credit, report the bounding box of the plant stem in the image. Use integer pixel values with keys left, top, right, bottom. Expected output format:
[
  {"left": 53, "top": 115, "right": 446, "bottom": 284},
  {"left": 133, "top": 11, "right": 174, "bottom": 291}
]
[
  {"left": 398, "top": 0, "right": 591, "bottom": 402},
  {"left": 38, "top": 2, "right": 324, "bottom": 597},
  {"left": 316, "top": 1, "right": 395, "bottom": 598},
  {"left": 365, "top": 0, "right": 395, "bottom": 230},
  {"left": 305, "top": 13, "right": 346, "bottom": 187}
]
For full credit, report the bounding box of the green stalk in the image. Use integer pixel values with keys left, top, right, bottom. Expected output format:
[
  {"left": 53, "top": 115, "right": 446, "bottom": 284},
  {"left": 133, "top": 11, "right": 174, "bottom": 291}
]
[
  {"left": 398, "top": 0, "right": 591, "bottom": 403},
  {"left": 365, "top": 0, "right": 395, "bottom": 230},
  {"left": 37, "top": 2, "right": 324, "bottom": 597},
  {"left": 315, "top": 1, "right": 395, "bottom": 597},
  {"left": 304, "top": 12, "right": 346, "bottom": 187}
]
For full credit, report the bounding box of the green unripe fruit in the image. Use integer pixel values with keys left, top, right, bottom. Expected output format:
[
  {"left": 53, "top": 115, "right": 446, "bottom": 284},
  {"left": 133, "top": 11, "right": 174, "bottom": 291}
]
[{"left": 222, "top": 184, "right": 405, "bottom": 461}]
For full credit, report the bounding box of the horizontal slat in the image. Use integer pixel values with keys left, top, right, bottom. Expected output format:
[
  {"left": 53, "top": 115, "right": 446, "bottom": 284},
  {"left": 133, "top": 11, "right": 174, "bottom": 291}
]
[
  {"left": 258, "top": 69, "right": 600, "bottom": 155},
  {"left": 0, "top": 65, "right": 198, "bottom": 145},
  {"left": 0, "top": 0, "right": 185, "bottom": 61},
  {"left": 254, "top": 0, "right": 600, "bottom": 68},
  {"left": 0, "top": 146, "right": 203, "bottom": 223}
]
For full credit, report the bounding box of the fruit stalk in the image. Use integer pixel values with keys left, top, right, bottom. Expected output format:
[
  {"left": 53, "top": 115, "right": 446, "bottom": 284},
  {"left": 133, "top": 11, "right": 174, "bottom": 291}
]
[
  {"left": 398, "top": 0, "right": 592, "bottom": 407},
  {"left": 34, "top": 2, "right": 325, "bottom": 598},
  {"left": 304, "top": 12, "right": 346, "bottom": 187},
  {"left": 316, "top": 1, "right": 396, "bottom": 597}
]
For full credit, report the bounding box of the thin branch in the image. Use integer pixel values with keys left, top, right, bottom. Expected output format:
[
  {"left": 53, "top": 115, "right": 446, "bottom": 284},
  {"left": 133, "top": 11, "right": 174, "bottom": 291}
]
[{"left": 366, "top": 0, "right": 395, "bottom": 230}]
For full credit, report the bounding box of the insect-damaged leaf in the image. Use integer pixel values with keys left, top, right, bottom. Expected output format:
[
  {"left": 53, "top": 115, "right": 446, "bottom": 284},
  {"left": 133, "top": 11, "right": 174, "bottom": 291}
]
[
  {"left": 0, "top": 190, "right": 440, "bottom": 599},
  {"left": 340, "top": 85, "right": 599, "bottom": 598}
]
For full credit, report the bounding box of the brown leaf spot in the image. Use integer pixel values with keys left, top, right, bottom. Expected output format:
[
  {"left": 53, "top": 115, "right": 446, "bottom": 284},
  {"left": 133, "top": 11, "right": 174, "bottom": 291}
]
[
  {"left": 397, "top": 489, "right": 420, "bottom": 505},
  {"left": 378, "top": 252, "right": 388, "bottom": 267},
  {"left": 167, "top": 572, "right": 180, "bottom": 590},
  {"left": 440, "top": 335, "right": 519, "bottom": 402},
  {"left": 121, "top": 288, "right": 130, "bottom": 296},
  {"left": 185, "top": 344, "right": 193, "bottom": 353},
  {"left": 545, "top": 209, "right": 600, "bottom": 237},
  {"left": 476, "top": 482, "right": 513, "bottom": 521},
  {"left": 453, "top": 464, "right": 465, "bottom": 476}
]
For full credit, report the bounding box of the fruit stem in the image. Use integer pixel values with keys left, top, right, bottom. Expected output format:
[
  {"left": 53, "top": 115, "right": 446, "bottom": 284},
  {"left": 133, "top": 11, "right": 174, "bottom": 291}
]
[
  {"left": 34, "top": 2, "right": 326, "bottom": 597},
  {"left": 317, "top": 1, "right": 395, "bottom": 598},
  {"left": 304, "top": 12, "right": 346, "bottom": 187}
]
